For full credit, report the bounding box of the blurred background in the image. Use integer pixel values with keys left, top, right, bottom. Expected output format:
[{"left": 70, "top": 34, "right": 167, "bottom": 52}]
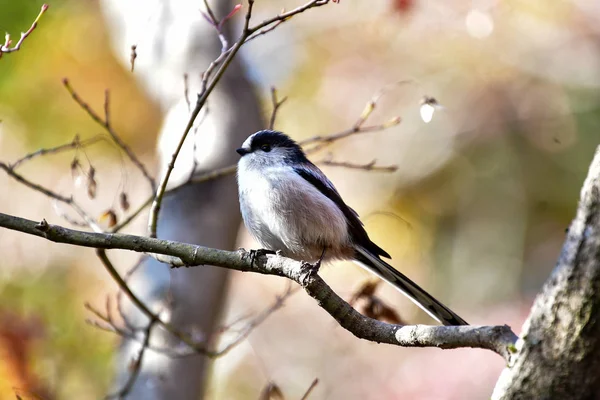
[{"left": 1, "top": 0, "right": 599, "bottom": 398}]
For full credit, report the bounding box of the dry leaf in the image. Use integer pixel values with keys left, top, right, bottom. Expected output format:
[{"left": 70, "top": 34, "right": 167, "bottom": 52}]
[
  {"left": 99, "top": 209, "right": 118, "bottom": 227},
  {"left": 258, "top": 382, "right": 284, "bottom": 400},
  {"left": 87, "top": 166, "right": 97, "bottom": 199},
  {"left": 349, "top": 280, "right": 380, "bottom": 304},
  {"left": 119, "top": 192, "right": 130, "bottom": 211}
]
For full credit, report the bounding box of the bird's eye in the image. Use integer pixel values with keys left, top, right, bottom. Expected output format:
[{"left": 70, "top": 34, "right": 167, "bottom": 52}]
[{"left": 260, "top": 144, "right": 271, "bottom": 152}]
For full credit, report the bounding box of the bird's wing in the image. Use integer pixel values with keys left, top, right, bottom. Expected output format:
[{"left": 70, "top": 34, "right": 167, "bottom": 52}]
[{"left": 292, "top": 163, "right": 391, "bottom": 259}]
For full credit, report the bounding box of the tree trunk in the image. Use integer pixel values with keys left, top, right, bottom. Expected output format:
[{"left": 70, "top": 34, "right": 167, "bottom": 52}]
[
  {"left": 100, "top": 1, "right": 264, "bottom": 398},
  {"left": 492, "top": 145, "right": 600, "bottom": 399}
]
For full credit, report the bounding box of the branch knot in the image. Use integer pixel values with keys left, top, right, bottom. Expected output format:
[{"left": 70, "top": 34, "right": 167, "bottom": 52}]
[{"left": 35, "top": 218, "right": 49, "bottom": 232}]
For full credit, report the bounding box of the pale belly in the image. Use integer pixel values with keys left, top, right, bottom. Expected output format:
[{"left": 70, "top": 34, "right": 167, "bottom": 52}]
[{"left": 238, "top": 168, "right": 351, "bottom": 262}]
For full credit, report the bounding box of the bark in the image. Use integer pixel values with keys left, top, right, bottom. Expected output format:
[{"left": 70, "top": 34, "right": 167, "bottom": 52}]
[{"left": 492, "top": 145, "right": 600, "bottom": 399}]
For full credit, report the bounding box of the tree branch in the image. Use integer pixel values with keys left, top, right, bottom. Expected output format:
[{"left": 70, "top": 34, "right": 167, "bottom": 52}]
[
  {"left": 0, "top": 212, "right": 517, "bottom": 360},
  {"left": 62, "top": 79, "right": 156, "bottom": 193},
  {"left": 10, "top": 134, "right": 104, "bottom": 170},
  {"left": 0, "top": 4, "right": 48, "bottom": 58}
]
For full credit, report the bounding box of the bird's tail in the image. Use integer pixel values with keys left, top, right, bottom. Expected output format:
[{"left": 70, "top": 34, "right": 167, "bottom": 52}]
[{"left": 354, "top": 246, "right": 468, "bottom": 326}]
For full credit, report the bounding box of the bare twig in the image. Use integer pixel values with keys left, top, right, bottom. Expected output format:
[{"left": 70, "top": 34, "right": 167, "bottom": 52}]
[
  {"left": 94, "top": 249, "right": 206, "bottom": 354},
  {"left": 214, "top": 283, "right": 295, "bottom": 357},
  {"left": 111, "top": 164, "right": 236, "bottom": 233},
  {"left": 112, "top": 256, "right": 146, "bottom": 332},
  {"left": 300, "top": 81, "right": 411, "bottom": 153},
  {"left": 62, "top": 79, "right": 156, "bottom": 192},
  {"left": 0, "top": 161, "right": 101, "bottom": 231},
  {"left": 10, "top": 135, "right": 104, "bottom": 170},
  {"left": 302, "top": 119, "right": 401, "bottom": 154},
  {"left": 249, "top": 0, "right": 328, "bottom": 33},
  {"left": 0, "top": 162, "right": 72, "bottom": 203},
  {"left": 183, "top": 73, "right": 191, "bottom": 112},
  {"left": 201, "top": 1, "right": 241, "bottom": 53},
  {"left": 318, "top": 159, "right": 398, "bottom": 172},
  {"left": 111, "top": 196, "right": 153, "bottom": 233},
  {"left": 300, "top": 378, "right": 319, "bottom": 400},
  {"left": 0, "top": 212, "right": 518, "bottom": 360},
  {"left": 0, "top": 4, "right": 49, "bottom": 58},
  {"left": 106, "top": 318, "right": 156, "bottom": 400},
  {"left": 86, "top": 278, "right": 295, "bottom": 359},
  {"left": 268, "top": 87, "right": 288, "bottom": 130}
]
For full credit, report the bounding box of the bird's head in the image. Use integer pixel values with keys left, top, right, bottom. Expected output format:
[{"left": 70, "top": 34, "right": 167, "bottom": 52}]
[{"left": 236, "top": 130, "right": 307, "bottom": 169}]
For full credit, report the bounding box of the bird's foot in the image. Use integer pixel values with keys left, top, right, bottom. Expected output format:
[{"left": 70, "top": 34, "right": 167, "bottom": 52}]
[
  {"left": 299, "top": 248, "right": 326, "bottom": 284},
  {"left": 311, "top": 259, "right": 323, "bottom": 275},
  {"left": 312, "top": 247, "right": 327, "bottom": 274}
]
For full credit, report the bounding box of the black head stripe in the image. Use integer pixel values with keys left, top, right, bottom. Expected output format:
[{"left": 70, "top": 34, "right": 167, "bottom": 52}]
[
  {"left": 249, "top": 130, "right": 308, "bottom": 163},
  {"left": 250, "top": 130, "right": 300, "bottom": 151}
]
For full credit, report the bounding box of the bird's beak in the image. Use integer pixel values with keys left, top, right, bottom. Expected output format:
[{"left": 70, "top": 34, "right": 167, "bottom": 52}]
[{"left": 236, "top": 148, "right": 249, "bottom": 156}]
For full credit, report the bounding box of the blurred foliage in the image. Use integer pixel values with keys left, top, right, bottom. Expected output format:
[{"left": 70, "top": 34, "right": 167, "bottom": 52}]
[
  {"left": 0, "top": 0, "right": 159, "bottom": 397},
  {"left": 0, "top": 267, "right": 114, "bottom": 399},
  {"left": 0, "top": 0, "right": 161, "bottom": 152}
]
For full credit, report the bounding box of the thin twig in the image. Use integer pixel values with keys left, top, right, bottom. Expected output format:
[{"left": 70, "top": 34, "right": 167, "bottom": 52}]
[
  {"left": 302, "top": 119, "right": 401, "bottom": 153},
  {"left": 62, "top": 79, "right": 156, "bottom": 192},
  {"left": 318, "top": 159, "right": 398, "bottom": 172},
  {"left": 10, "top": 135, "right": 104, "bottom": 169},
  {"left": 0, "top": 4, "right": 49, "bottom": 58},
  {"left": 112, "top": 164, "right": 235, "bottom": 233},
  {"left": 300, "top": 378, "right": 319, "bottom": 400},
  {"left": 86, "top": 275, "right": 296, "bottom": 359},
  {"left": 94, "top": 249, "right": 205, "bottom": 353},
  {"left": 0, "top": 161, "right": 102, "bottom": 231},
  {"left": 111, "top": 196, "right": 153, "bottom": 233},
  {"left": 214, "top": 283, "right": 295, "bottom": 356},
  {"left": 106, "top": 319, "right": 156, "bottom": 399},
  {"left": 300, "top": 80, "right": 410, "bottom": 152},
  {"left": 268, "top": 87, "right": 288, "bottom": 130},
  {"left": 201, "top": 0, "right": 240, "bottom": 53},
  {"left": 183, "top": 73, "right": 191, "bottom": 112},
  {"left": 117, "top": 257, "right": 146, "bottom": 332},
  {"left": 249, "top": 0, "right": 329, "bottom": 33},
  {"left": 0, "top": 162, "right": 71, "bottom": 203}
]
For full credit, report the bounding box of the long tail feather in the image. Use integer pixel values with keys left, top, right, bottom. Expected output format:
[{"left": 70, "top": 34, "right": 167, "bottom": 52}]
[{"left": 354, "top": 246, "right": 468, "bottom": 326}]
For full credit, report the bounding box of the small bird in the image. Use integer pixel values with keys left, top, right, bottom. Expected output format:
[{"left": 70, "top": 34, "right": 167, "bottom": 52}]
[{"left": 236, "top": 130, "right": 467, "bottom": 326}]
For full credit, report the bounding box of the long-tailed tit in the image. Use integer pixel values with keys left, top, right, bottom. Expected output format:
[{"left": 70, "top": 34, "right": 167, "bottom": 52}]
[{"left": 236, "top": 130, "right": 467, "bottom": 326}]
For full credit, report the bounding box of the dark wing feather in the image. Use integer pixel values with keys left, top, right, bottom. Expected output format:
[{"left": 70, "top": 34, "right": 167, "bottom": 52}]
[{"left": 293, "top": 164, "right": 391, "bottom": 259}]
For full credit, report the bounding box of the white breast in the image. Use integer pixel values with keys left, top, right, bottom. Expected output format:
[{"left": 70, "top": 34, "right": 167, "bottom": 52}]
[{"left": 237, "top": 165, "right": 350, "bottom": 261}]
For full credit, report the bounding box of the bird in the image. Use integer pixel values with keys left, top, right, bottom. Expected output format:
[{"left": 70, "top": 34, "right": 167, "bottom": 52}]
[{"left": 235, "top": 130, "right": 467, "bottom": 326}]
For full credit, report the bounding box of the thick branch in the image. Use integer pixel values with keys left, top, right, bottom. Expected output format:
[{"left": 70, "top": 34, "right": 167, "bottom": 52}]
[
  {"left": 0, "top": 212, "right": 516, "bottom": 359},
  {"left": 492, "top": 145, "right": 600, "bottom": 399}
]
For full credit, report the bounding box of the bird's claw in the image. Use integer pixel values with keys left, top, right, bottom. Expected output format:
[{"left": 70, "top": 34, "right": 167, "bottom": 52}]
[{"left": 311, "top": 258, "right": 323, "bottom": 274}]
